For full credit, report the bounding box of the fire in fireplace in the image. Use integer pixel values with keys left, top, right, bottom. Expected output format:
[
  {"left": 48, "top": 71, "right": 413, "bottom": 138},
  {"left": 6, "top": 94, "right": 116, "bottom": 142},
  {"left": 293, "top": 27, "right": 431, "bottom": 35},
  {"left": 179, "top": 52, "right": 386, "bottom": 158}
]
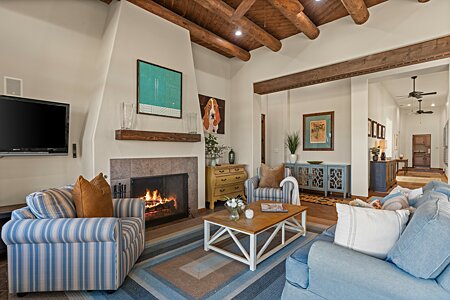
[{"left": 131, "top": 173, "right": 189, "bottom": 226}]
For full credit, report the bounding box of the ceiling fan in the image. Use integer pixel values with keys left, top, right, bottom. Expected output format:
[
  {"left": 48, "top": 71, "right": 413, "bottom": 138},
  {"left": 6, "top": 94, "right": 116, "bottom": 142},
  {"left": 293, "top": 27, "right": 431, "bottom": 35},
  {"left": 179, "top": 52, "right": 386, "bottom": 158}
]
[
  {"left": 397, "top": 75, "right": 438, "bottom": 99},
  {"left": 415, "top": 98, "right": 433, "bottom": 114}
]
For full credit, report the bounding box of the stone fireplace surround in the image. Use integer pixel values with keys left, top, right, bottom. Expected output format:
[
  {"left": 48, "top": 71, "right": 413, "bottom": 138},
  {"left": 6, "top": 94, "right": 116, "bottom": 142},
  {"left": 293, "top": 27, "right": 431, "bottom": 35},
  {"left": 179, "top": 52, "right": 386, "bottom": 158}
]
[{"left": 110, "top": 157, "right": 198, "bottom": 216}]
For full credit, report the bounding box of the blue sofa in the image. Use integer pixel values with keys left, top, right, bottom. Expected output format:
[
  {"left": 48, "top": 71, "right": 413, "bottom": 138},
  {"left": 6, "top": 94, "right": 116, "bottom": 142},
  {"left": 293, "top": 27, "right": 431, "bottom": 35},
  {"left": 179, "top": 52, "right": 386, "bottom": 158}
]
[{"left": 282, "top": 181, "right": 450, "bottom": 300}]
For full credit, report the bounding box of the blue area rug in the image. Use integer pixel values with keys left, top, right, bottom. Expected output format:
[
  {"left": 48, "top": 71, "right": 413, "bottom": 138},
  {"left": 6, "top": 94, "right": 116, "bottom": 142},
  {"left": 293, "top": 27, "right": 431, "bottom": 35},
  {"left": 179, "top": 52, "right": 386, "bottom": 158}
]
[{"left": 24, "top": 225, "right": 317, "bottom": 299}]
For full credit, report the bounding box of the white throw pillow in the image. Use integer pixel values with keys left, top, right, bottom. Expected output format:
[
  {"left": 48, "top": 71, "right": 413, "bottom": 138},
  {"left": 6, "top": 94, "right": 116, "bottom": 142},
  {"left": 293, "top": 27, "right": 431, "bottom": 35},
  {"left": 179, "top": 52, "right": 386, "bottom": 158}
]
[{"left": 334, "top": 204, "right": 410, "bottom": 259}]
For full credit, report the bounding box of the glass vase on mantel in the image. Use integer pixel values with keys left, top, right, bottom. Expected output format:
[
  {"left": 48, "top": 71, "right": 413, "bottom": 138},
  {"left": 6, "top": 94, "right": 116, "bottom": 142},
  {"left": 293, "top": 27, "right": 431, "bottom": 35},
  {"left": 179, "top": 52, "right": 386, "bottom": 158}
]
[{"left": 120, "top": 102, "right": 135, "bottom": 130}]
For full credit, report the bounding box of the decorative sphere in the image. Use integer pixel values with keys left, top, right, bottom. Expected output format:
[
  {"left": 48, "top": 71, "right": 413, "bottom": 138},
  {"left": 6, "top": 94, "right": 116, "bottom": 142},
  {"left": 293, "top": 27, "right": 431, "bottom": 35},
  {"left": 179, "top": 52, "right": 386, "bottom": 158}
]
[{"left": 245, "top": 209, "right": 254, "bottom": 219}]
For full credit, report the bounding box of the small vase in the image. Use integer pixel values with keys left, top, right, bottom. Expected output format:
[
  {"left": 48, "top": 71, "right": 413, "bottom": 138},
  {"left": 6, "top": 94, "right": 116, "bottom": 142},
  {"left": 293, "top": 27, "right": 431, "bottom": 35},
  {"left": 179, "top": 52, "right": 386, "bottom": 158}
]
[
  {"left": 289, "top": 154, "right": 297, "bottom": 163},
  {"left": 373, "top": 155, "right": 378, "bottom": 162},
  {"left": 229, "top": 209, "right": 240, "bottom": 221},
  {"left": 228, "top": 149, "right": 235, "bottom": 164},
  {"left": 381, "top": 152, "right": 386, "bottom": 161},
  {"left": 211, "top": 158, "right": 217, "bottom": 166}
]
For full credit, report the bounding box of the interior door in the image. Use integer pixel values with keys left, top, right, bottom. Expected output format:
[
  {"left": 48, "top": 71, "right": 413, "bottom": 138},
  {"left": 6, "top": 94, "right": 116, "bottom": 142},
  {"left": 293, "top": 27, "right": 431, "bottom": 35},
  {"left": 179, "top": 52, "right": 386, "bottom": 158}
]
[{"left": 412, "top": 134, "right": 431, "bottom": 168}]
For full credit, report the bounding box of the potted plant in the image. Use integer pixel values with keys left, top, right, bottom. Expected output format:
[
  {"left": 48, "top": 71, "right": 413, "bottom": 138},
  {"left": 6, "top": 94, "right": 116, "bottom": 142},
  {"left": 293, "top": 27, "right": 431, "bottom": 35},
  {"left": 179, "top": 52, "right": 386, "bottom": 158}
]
[
  {"left": 286, "top": 132, "right": 300, "bottom": 163},
  {"left": 205, "top": 134, "right": 229, "bottom": 166},
  {"left": 370, "top": 146, "right": 381, "bottom": 161}
]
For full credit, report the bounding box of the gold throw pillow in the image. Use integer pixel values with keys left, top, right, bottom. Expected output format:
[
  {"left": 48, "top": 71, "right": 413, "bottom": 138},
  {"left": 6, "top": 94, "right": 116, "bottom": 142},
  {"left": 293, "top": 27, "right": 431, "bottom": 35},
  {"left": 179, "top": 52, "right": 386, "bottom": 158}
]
[
  {"left": 72, "top": 173, "right": 114, "bottom": 218},
  {"left": 259, "top": 164, "right": 285, "bottom": 188}
]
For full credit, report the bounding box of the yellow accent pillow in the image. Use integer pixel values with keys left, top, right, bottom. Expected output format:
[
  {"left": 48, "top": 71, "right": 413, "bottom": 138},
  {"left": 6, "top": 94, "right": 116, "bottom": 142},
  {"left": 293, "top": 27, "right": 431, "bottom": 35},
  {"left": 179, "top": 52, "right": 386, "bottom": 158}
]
[
  {"left": 259, "top": 164, "right": 285, "bottom": 188},
  {"left": 72, "top": 173, "right": 114, "bottom": 218}
]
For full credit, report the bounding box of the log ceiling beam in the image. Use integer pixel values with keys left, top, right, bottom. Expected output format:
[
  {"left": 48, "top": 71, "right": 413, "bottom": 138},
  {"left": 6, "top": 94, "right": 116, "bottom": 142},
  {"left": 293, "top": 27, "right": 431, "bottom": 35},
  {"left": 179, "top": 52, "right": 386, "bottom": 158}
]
[
  {"left": 128, "top": 0, "right": 251, "bottom": 61},
  {"left": 100, "top": 0, "right": 112, "bottom": 3},
  {"left": 340, "top": 0, "right": 370, "bottom": 25},
  {"left": 254, "top": 35, "right": 450, "bottom": 95},
  {"left": 191, "top": 0, "right": 282, "bottom": 52},
  {"left": 231, "top": 0, "right": 257, "bottom": 21},
  {"left": 266, "top": 0, "right": 319, "bottom": 40},
  {"left": 418, "top": 0, "right": 430, "bottom": 2}
]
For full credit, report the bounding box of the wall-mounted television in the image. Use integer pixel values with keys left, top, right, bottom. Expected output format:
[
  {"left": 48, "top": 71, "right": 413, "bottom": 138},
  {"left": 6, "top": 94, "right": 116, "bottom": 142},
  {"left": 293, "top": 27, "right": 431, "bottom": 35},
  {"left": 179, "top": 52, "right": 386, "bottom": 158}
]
[{"left": 0, "top": 95, "right": 69, "bottom": 156}]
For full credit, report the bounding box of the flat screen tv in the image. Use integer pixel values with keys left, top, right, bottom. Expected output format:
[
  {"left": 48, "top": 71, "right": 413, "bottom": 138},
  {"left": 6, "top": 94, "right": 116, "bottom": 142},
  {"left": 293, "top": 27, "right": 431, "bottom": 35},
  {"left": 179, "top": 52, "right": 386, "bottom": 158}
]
[{"left": 0, "top": 95, "right": 69, "bottom": 156}]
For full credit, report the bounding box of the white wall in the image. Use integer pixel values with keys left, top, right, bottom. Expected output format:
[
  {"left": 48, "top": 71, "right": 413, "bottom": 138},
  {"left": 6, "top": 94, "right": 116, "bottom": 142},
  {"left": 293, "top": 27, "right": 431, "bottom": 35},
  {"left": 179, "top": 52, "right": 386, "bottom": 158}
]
[
  {"left": 399, "top": 109, "right": 443, "bottom": 168},
  {"left": 230, "top": 0, "right": 450, "bottom": 195},
  {"left": 368, "top": 82, "right": 400, "bottom": 159},
  {"left": 265, "top": 80, "right": 351, "bottom": 167},
  {"left": 192, "top": 43, "right": 231, "bottom": 148},
  {"left": 86, "top": 1, "right": 207, "bottom": 209},
  {"left": 0, "top": 0, "right": 108, "bottom": 205}
]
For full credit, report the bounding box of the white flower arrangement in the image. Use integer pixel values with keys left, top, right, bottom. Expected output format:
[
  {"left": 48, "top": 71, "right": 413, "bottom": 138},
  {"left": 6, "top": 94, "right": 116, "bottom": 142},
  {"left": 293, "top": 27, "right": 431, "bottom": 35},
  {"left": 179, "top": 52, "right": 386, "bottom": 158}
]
[{"left": 225, "top": 198, "right": 245, "bottom": 211}]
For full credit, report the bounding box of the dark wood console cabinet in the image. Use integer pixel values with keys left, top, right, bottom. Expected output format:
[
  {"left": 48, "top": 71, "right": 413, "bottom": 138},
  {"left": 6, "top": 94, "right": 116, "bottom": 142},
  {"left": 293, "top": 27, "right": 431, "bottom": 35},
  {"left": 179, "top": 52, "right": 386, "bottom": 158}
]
[{"left": 370, "top": 160, "right": 397, "bottom": 192}]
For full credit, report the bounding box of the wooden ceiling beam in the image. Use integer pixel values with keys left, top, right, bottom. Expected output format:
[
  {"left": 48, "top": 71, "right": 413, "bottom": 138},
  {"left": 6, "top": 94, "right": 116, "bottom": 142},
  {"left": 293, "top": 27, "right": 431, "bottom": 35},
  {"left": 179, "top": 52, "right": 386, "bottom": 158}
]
[
  {"left": 266, "top": 0, "right": 319, "bottom": 40},
  {"left": 231, "top": 0, "right": 257, "bottom": 21},
  {"left": 418, "top": 0, "right": 430, "bottom": 2},
  {"left": 128, "top": 0, "right": 250, "bottom": 61},
  {"left": 254, "top": 35, "right": 450, "bottom": 94},
  {"left": 191, "top": 0, "right": 282, "bottom": 52},
  {"left": 340, "top": 0, "right": 370, "bottom": 25}
]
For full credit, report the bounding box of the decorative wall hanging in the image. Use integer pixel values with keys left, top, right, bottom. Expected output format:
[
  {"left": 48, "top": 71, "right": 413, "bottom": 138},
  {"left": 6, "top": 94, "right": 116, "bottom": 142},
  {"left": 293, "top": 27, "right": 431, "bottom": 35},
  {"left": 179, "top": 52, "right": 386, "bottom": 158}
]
[
  {"left": 377, "top": 123, "right": 383, "bottom": 139},
  {"left": 137, "top": 59, "right": 182, "bottom": 118},
  {"left": 303, "top": 111, "right": 334, "bottom": 151},
  {"left": 368, "top": 119, "right": 372, "bottom": 137},
  {"left": 199, "top": 94, "right": 225, "bottom": 134},
  {"left": 371, "top": 120, "right": 378, "bottom": 138}
]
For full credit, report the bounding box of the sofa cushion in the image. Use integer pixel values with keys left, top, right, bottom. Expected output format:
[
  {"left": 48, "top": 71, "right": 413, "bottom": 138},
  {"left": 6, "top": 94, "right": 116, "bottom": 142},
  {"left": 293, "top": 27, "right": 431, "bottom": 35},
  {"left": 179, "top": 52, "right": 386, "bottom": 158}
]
[
  {"left": 26, "top": 186, "right": 76, "bottom": 219},
  {"left": 121, "top": 217, "right": 143, "bottom": 251},
  {"left": 387, "top": 198, "right": 450, "bottom": 279},
  {"left": 286, "top": 233, "right": 334, "bottom": 288},
  {"left": 381, "top": 193, "right": 409, "bottom": 211},
  {"left": 72, "top": 173, "right": 114, "bottom": 218},
  {"left": 409, "top": 191, "right": 448, "bottom": 208},
  {"left": 334, "top": 204, "right": 410, "bottom": 259},
  {"left": 438, "top": 264, "right": 450, "bottom": 293},
  {"left": 254, "top": 187, "right": 283, "bottom": 200}
]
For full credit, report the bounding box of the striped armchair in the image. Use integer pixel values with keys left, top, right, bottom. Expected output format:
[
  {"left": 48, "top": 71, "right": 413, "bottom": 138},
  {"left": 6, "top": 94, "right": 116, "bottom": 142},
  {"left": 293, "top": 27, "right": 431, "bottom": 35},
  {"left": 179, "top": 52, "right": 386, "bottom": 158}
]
[
  {"left": 245, "top": 167, "right": 295, "bottom": 204},
  {"left": 2, "top": 197, "right": 145, "bottom": 294}
]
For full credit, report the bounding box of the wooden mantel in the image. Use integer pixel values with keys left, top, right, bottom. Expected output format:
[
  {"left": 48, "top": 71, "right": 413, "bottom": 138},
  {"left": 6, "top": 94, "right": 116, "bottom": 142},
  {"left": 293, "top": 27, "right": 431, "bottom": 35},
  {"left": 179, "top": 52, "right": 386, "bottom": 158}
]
[{"left": 115, "top": 130, "right": 201, "bottom": 142}]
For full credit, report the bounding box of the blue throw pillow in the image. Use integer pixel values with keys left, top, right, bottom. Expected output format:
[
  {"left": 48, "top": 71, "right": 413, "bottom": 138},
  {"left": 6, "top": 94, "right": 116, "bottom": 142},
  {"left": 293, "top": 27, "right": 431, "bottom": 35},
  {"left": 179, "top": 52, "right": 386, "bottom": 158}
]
[
  {"left": 409, "top": 191, "right": 447, "bottom": 208},
  {"left": 435, "top": 187, "right": 450, "bottom": 199},
  {"left": 423, "top": 181, "right": 450, "bottom": 193},
  {"left": 387, "top": 199, "right": 450, "bottom": 279}
]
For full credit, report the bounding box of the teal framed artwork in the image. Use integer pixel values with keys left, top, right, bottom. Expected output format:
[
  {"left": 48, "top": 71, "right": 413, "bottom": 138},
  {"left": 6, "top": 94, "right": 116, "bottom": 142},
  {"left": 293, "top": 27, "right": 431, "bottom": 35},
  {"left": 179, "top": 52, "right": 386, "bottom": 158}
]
[
  {"left": 137, "top": 59, "right": 182, "bottom": 118},
  {"left": 303, "top": 111, "right": 334, "bottom": 151}
]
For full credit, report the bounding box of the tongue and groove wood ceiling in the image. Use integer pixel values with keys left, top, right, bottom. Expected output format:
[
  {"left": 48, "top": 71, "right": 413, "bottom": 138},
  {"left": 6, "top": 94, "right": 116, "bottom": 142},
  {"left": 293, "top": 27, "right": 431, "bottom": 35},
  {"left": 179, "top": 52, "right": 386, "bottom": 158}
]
[{"left": 101, "top": 0, "right": 429, "bottom": 61}]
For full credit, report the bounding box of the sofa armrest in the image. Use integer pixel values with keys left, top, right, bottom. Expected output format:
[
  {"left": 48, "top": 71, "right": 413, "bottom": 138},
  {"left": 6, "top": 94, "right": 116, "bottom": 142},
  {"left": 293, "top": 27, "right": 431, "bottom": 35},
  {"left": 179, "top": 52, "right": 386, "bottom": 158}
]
[
  {"left": 245, "top": 176, "right": 259, "bottom": 203},
  {"left": 281, "top": 181, "right": 295, "bottom": 203},
  {"left": 113, "top": 198, "right": 145, "bottom": 218},
  {"left": 306, "top": 241, "right": 449, "bottom": 300},
  {"left": 1, "top": 217, "right": 120, "bottom": 245}
]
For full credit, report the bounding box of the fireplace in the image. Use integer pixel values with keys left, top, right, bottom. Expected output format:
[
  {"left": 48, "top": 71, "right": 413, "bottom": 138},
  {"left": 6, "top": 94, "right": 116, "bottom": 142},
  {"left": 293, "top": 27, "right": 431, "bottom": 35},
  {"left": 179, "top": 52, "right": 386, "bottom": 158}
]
[{"left": 130, "top": 173, "right": 189, "bottom": 226}]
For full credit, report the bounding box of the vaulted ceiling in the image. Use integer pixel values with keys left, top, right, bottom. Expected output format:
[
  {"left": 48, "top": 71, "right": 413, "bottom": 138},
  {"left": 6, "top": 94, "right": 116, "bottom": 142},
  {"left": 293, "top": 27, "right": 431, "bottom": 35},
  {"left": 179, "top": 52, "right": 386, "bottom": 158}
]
[{"left": 101, "top": 0, "right": 431, "bottom": 61}]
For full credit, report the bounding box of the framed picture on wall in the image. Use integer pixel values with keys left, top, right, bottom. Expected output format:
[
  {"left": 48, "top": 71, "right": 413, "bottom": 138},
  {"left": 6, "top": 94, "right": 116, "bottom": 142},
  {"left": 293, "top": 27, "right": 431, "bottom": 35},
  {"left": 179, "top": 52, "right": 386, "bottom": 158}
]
[
  {"left": 371, "top": 120, "right": 377, "bottom": 138},
  {"left": 137, "top": 59, "right": 182, "bottom": 118},
  {"left": 303, "top": 111, "right": 334, "bottom": 151},
  {"left": 377, "top": 123, "right": 383, "bottom": 139},
  {"left": 381, "top": 125, "right": 386, "bottom": 139},
  {"left": 394, "top": 133, "right": 399, "bottom": 150},
  {"left": 198, "top": 94, "right": 225, "bottom": 134},
  {"left": 368, "top": 119, "right": 372, "bottom": 137}
]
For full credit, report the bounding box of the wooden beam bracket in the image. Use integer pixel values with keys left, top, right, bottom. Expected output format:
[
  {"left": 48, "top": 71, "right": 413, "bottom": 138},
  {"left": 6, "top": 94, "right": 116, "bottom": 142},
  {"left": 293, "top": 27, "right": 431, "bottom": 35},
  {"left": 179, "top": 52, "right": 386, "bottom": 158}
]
[{"left": 340, "top": 0, "right": 370, "bottom": 25}]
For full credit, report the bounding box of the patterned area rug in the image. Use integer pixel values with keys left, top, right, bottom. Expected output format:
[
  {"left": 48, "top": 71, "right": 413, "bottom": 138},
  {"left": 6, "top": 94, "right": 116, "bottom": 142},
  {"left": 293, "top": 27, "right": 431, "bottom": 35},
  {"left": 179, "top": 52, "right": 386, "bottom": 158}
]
[
  {"left": 15, "top": 225, "right": 317, "bottom": 299},
  {"left": 300, "top": 192, "right": 350, "bottom": 206}
]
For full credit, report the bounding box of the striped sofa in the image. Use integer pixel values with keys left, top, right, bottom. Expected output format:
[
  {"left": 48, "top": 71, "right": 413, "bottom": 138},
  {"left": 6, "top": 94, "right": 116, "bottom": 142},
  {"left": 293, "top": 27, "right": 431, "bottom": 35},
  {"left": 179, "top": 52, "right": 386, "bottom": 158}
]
[
  {"left": 245, "top": 167, "right": 295, "bottom": 204},
  {"left": 1, "top": 188, "right": 145, "bottom": 294}
]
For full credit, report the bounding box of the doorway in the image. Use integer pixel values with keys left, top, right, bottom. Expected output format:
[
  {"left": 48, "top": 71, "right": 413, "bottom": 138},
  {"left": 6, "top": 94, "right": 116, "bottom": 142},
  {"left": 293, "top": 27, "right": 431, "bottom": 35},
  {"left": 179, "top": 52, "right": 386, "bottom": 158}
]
[
  {"left": 261, "top": 114, "right": 266, "bottom": 163},
  {"left": 412, "top": 134, "right": 431, "bottom": 168}
]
